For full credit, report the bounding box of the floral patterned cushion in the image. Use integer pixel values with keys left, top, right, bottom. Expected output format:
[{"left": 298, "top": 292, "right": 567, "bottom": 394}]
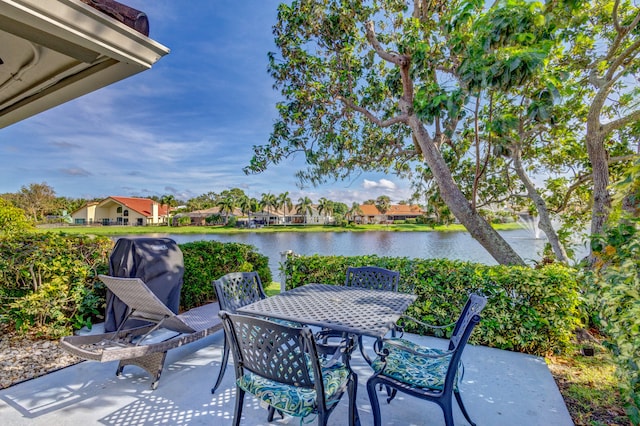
[
  {"left": 371, "top": 338, "right": 461, "bottom": 391},
  {"left": 237, "top": 361, "right": 350, "bottom": 418}
]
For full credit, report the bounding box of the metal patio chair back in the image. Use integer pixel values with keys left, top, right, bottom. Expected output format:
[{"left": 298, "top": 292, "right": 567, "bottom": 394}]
[
  {"left": 344, "top": 266, "right": 400, "bottom": 292},
  {"left": 211, "top": 271, "right": 266, "bottom": 393},
  {"left": 219, "top": 311, "right": 355, "bottom": 426}
]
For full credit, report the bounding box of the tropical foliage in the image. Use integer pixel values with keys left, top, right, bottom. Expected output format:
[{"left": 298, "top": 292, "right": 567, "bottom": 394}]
[
  {"left": 0, "top": 232, "right": 112, "bottom": 337},
  {"left": 241, "top": 0, "right": 639, "bottom": 267},
  {"left": 591, "top": 158, "right": 640, "bottom": 422},
  {"left": 283, "top": 254, "right": 582, "bottom": 356}
]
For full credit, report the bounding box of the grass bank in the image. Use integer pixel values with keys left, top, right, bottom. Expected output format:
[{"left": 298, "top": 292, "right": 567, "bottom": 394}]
[{"left": 40, "top": 222, "right": 523, "bottom": 236}]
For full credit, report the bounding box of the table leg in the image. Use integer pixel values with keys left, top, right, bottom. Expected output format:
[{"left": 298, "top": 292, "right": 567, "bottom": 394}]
[
  {"left": 348, "top": 369, "right": 361, "bottom": 426},
  {"left": 343, "top": 333, "right": 361, "bottom": 426}
]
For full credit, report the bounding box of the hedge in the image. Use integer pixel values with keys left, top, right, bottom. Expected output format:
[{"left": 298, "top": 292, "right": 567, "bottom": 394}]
[
  {"left": 282, "top": 254, "right": 582, "bottom": 356},
  {"left": 0, "top": 235, "right": 271, "bottom": 337},
  {"left": 0, "top": 232, "right": 112, "bottom": 337},
  {"left": 180, "top": 240, "right": 271, "bottom": 309}
]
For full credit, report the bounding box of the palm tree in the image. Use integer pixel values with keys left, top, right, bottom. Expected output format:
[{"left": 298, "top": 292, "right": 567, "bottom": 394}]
[
  {"left": 159, "top": 194, "right": 176, "bottom": 226},
  {"left": 296, "top": 196, "right": 314, "bottom": 224},
  {"left": 260, "top": 193, "right": 277, "bottom": 225},
  {"left": 217, "top": 195, "right": 236, "bottom": 225},
  {"left": 238, "top": 195, "right": 251, "bottom": 226},
  {"left": 277, "top": 191, "right": 292, "bottom": 225},
  {"left": 347, "top": 202, "right": 363, "bottom": 224},
  {"left": 317, "top": 197, "right": 333, "bottom": 224},
  {"left": 375, "top": 195, "right": 391, "bottom": 224}
]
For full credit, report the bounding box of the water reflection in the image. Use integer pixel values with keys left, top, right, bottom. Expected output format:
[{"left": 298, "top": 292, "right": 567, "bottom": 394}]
[{"left": 118, "top": 229, "right": 587, "bottom": 274}]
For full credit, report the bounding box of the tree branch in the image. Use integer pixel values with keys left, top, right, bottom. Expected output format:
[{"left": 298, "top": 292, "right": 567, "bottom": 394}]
[
  {"left": 555, "top": 173, "right": 592, "bottom": 214},
  {"left": 601, "top": 108, "right": 640, "bottom": 134},
  {"left": 612, "top": 0, "right": 622, "bottom": 32},
  {"left": 609, "top": 154, "right": 639, "bottom": 163},
  {"left": 555, "top": 153, "right": 637, "bottom": 213},
  {"left": 336, "top": 95, "right": 409, "bottom": 127},
  {"left": 364, "top": 21, "right": 414, "bottom": 103},
  {"left": 365, "top": 21, "right": 409, "bottom": 67},
  {"left": 605, "top": 37, "right": 640, "bottom": 82}
]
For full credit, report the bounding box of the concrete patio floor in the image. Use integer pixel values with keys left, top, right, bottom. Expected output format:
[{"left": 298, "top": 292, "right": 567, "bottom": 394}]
[{"left": 0, "top": 330, "right": 573, "bottom": 425}]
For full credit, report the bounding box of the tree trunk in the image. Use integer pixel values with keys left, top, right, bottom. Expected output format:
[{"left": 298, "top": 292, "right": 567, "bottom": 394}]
[
  {"left": 587, "top": 128, "right": 611, "bottom": 239},
  {"left": 512, "top": 145, "right": 569, "bottom": 263},
  {"left": 409, "top": 115, "right": 526, "bottom": 265}
]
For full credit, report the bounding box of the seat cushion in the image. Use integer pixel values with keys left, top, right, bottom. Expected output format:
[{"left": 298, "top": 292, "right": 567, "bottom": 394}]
[
  {"left": 371, "top": 338, "right": 460, "bottom": 391},
  {"left": 237, "top": 361, "right": 350, "bottom": 418}
]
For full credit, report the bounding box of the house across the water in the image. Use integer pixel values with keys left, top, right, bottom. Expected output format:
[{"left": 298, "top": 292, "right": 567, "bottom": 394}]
[{"left": 71, "top": 196, "right": 169, "bottom": 226}]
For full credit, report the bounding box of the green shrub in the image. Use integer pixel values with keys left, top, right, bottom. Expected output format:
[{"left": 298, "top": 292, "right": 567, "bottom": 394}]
[
  {"left": 177, "top": 216, "right": 191, "bottom": 226},
  {"left": 0, "top": 232, "right": 112, "bottom": 337},
  {"left": 180, "top": 240, "right": 271, "bottom": 309},
  {"left": 282, "top": 254, "right": 581, "bottom": 356},
  {"left": 0, "top": 235, "right": 271, "bottom": 337},
  {"left": 0, "top": 198, "right": 34, "bottom": 236},
  {"left": 592, "top": 218, "right": 640, "bottom": 423}
]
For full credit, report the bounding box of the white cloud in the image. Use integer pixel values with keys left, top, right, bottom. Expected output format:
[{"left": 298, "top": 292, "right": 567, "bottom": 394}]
[{"left": 363, "top": 178, "right": 397, "bottom": 190}]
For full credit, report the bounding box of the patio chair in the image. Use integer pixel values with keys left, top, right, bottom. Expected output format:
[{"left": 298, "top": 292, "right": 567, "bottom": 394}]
[
  {"left": 332, "top": 266, "right": 401, "bottom": 363},
  {"left": 366, "top": 293, "right": 487, "bottom": 426},
  {"left": 344, "top": 266, "right": 400, "bottom": 292},
  {"left": 211, "top": 271, "right": 268, "bottom": 394},
  {"left": 60, "top": 275, "right": 223, "bottom": 389},
  {"left": 219, "top": 310, "right": 357, "bottom": 426}
]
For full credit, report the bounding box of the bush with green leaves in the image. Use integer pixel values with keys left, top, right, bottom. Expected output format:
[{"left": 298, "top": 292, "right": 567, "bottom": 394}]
[
  {"left": 0, "top": 198, "right": 34, "bottom": 236},
  {"left": 282, "top": 254, "right": 582, "bottom": 356},
  {"left": 177, "top": 216, "right": 192, "bottom": 226},
  {"left": 1, "top": 235, "right": 272, "bottom": 338},
  {"left": 591, "top": 218, "right": 640, "bottom": 423},
  {"left": 180, "top": 240, "right": 271, "bottom": 309},
  {"left": 0, "top": 232, "right": 112, "bottom": 337}
]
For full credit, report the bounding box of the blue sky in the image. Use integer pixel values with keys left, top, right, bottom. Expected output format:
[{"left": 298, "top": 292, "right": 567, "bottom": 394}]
[{"left": 0, "top": 1, "right": 412, "bottom": 204}]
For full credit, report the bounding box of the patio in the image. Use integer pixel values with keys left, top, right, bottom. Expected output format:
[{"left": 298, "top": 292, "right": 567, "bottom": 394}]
[{"left": 0, "top": 330, "right": 573, "bottom": 425}]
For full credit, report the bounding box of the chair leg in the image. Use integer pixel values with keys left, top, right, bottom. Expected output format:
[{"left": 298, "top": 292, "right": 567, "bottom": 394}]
[
  {"left": 348, "top": 371, "right": 360, "bottom": 426},
  {"left": 233, "top": 387, "right": 244, "bottom": 426},
  {"left": 267, "top": 406, "right": 275, "bottom": 422},
  {"left": 367, "top": 378, "right": 383, "bottom": 426},
  {"left": 211, "top": 338, "right": 230, "bottom": 394},
  {"left": 441, "top": 397, "right": 455, "bottom": 426},
  {"left": 455, "top": 391, "right": 476, "bottom": 426},
  {"left": 386, "top": 388, "right": 397, "bottom": 404}
]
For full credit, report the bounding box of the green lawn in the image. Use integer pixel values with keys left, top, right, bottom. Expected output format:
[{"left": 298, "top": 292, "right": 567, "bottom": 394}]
[
  {"left": 264, "top": 281, "right": 281, "bottom": 297},
  {"left": 40, "top": 222, "right": 522, "bottom": 236}
]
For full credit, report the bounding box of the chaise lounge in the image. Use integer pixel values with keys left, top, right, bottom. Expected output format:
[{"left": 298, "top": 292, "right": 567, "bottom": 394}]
[{"left": 60, "top": 275, "right": 222, "bottom": 389}]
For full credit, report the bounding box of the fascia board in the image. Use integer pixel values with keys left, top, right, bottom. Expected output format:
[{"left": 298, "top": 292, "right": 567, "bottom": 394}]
[{"left": 0, "top": 0, "right": 170, "bottom": 68}]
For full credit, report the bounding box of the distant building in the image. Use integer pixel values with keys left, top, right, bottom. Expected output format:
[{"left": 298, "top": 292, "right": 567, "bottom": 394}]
[
  {"left": 355, "top": 204, "right": 424, "bottom": 224},
  {"left": 71, "top": 196, "right": 168, "bottom": 226},
  {"left": 182, "top": 207, "right": 244, "bottom": 226}
]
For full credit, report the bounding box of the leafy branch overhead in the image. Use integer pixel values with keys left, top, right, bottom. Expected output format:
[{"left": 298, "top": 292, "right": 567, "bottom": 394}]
[{"left": 246, "top": 0, "right": 639, "bottom": 266}]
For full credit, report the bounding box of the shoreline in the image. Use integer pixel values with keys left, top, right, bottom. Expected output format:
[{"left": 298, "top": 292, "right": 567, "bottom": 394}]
[{"left": 38, "top": 222, "right": 524, "bottom": 236}]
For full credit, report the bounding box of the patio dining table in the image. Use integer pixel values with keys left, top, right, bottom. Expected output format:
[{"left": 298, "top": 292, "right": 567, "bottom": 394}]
[{"left": 237, "top": 283, "right": 417, "bottom": 425}]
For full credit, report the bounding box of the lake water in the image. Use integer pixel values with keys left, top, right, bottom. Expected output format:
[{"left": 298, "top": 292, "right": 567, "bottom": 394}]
[{"left": 118, "top": 228, "right": 588, "bottom": 275}]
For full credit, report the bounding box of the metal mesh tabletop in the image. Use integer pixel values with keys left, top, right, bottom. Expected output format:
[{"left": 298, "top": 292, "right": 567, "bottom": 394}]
[{"left": 237, "top": 283, "right": 417, "bottom": 338}]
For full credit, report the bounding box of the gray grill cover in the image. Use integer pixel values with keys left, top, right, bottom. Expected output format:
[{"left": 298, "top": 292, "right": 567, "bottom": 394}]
[{"left": 104, "top": 237, "right": 184, "bottom": 332}]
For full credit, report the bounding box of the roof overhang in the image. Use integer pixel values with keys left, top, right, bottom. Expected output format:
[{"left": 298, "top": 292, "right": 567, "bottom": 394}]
[{"left": 0, "top": 0, "right": 170, "bottom": 128}]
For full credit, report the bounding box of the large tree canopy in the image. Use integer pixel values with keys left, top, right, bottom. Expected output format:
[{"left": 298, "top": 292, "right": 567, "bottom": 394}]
[{"left": 247, "top": 0, "right": 639, "bottom": 265}]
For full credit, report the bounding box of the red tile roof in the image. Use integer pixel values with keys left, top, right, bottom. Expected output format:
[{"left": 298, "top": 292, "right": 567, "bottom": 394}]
[
  {"left": 358, "top": 204, "right": 423, "bottom": 216},
  {"left": 359, "top": 204, "right": 380, "bottom": 216},
  {"left": 107, "top": 196, "right": 168, "bottom": 217}
]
